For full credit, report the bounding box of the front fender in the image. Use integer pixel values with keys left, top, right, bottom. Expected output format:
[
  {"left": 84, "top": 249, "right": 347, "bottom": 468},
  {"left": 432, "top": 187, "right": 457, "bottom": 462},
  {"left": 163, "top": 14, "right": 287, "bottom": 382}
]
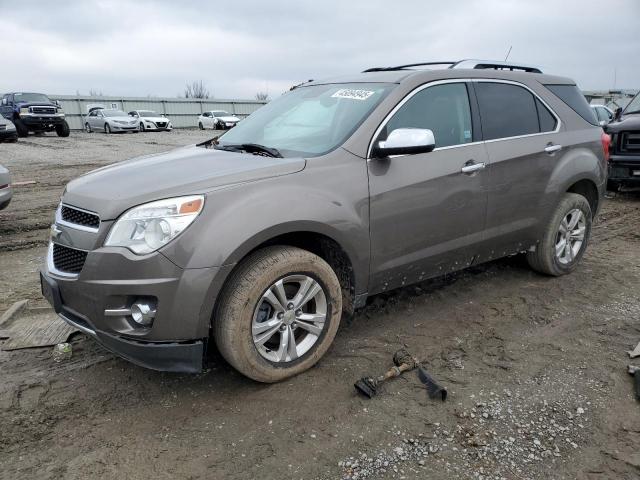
[{"left": 160, "top": 151, "right": 371, "bottom": 295}]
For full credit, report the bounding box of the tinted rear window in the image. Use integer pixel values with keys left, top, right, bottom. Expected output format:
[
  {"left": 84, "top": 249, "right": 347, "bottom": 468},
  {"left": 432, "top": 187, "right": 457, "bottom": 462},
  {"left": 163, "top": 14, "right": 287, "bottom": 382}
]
[
  {"left": 545, "top": 84, "right": 598, "bottom": 125},
  {"left": 475, "top": 83, "right": 540, "bottom": 140},
  {"left": 536, "top": 98, "right": 557, "bottom": 132}
]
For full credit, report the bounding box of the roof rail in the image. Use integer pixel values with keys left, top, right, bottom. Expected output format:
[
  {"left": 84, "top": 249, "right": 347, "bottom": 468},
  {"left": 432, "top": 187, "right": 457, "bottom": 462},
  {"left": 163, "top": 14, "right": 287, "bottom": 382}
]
[
  {"left": 363, "top": 62, "right": 457, "bottom": 73},
  {"left": 450, "top": 59, "right": 542, "bottom": 73},
  {"left": 362, "top": 59, "right": 542, "bottom": 74}
]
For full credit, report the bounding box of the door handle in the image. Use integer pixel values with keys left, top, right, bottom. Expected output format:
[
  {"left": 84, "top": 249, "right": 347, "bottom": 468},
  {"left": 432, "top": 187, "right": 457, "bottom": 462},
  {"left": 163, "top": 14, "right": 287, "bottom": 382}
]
[
  {"left": 544, "top": 144, "right": 562, "bottom": 154},
  {"left": 461, "top": 161, "right": 486, "bottom": 174}
]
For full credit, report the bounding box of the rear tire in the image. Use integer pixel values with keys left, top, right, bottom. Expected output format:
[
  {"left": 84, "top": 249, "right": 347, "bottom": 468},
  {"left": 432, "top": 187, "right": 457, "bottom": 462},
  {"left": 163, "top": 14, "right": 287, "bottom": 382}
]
[
  {"left": 214, "top": 246, "right": 342, "bottom": 383},
  {"left": 527, "top": 193, "right": 592, "bottom": 276},
  {"left": 55, "top": 120, "right": 70, "bottom": 137},
  {"left": 13, "top": 118, "right": 28, "bottom": 137}
]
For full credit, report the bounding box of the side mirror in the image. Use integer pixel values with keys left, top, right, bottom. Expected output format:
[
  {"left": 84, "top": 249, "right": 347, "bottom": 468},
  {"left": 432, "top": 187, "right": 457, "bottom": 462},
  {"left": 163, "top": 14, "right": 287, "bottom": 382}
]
[
  {"left": 373, "top": 128, "right": 436, "bottom": 157},
  {"left": 55, "top": 100, "right": 60, "bottom": 106},
  {"left": 1, "top": 98, "right": 6, "bottom": 106}
]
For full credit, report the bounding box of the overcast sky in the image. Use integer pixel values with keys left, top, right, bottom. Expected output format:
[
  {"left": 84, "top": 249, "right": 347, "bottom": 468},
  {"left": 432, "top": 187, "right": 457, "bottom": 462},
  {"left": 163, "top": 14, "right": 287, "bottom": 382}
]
[{"left": 1, "top": 0, "right": 638, "bottom": 99}]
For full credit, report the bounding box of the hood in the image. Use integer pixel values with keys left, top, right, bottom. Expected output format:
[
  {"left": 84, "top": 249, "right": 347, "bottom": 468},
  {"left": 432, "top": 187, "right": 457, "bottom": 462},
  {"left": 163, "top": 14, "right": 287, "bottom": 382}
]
[
  {"left": 0, "top": 116, "right": 15, "bottom": 127},
  {"left": 606, "top": 113, "right": 640, "bottom": 133},
  {"left": 63, "top": 145, "right": 306, "bottom": 220},
  {"left": 106, "top": 116, "right": 136, "bottom": 123},
  {"left": 141, "top": 116, "right": 168, "bottom": 122},
  {"left": 14, "top": 101, "right": 57, "bottom": 108}
]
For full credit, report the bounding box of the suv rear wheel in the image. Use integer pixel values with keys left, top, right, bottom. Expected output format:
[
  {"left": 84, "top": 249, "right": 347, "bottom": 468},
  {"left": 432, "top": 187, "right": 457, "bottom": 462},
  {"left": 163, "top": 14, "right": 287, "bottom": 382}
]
[
  {"left": 527, "top": 193, "right": 592, "bottom": 276},
  {"left": 215, "top": 246, "right": 342, "bottom": 383}
]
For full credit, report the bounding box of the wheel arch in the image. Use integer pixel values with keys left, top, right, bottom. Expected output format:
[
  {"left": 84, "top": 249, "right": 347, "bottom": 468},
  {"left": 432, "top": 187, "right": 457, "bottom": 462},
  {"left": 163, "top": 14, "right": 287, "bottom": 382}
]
[
  {"left": 566, "top": 178, "right": 599, "bottom": 216},
  {"left": 204, "top": 224, "right": 363, "bottom": 336}
]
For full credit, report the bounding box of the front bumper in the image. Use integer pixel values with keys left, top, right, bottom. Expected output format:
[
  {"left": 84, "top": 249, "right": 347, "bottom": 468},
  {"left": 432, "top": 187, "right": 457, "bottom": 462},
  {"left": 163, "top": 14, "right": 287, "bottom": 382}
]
[
  {"left": 609, "top": 154, "right": 640, "bottom": 184},
  {"left": 0, "top": 184, "right": 11, "bottom": 209},
  {"left": 40, "top": 241, "right": 229, "bottom": 373},
  {"left": 20, "top": 114, "right": 66, "bottom": 128},
  {"left": 0, "top": 129, "right": 17, "bottom": 141},
  {"left": 110, "top": 123, "right": 138, "bottom": 132}
]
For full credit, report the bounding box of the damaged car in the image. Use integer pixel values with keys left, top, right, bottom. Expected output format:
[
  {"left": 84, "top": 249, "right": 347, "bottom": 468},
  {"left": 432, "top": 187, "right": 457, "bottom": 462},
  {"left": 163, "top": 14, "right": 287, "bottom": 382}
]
[
  {"left": 605, "top": 91, "right": 640, "bottom": 190},
  {"left": 41, "top": 60, "right": 607, "bottom": 382}
]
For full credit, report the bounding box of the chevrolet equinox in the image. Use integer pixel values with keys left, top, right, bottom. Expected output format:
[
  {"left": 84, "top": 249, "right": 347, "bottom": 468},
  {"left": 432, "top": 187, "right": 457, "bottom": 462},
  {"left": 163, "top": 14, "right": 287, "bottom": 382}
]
[{"left": 41, "top": 60, "right": 608, "bottom": 382}]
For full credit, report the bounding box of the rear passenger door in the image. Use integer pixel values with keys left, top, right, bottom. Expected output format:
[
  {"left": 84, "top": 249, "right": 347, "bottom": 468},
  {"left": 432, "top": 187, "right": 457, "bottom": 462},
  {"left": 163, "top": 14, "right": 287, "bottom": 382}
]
[{"left": 472, "top": 80, "right": 561, "bottom": 261}]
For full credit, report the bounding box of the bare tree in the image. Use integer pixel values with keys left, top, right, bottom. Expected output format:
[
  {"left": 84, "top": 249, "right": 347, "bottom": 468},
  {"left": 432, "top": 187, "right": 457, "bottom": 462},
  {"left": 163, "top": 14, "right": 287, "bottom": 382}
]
[
  {"left": 184, "top": 80, "right": 211, "bottom": 99},
  {"left": 88, "top": 89, "right": 104, "bottom": 96},
  {"left": 255, "top": 91, "right": 270, "bottom": 101}
]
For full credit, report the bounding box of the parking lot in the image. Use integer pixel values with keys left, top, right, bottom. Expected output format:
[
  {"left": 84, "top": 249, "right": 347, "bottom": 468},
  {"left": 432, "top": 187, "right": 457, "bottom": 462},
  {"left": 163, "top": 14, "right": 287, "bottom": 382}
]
[{"left": 1, "top": 130, "right": 639, "bottom": 479}]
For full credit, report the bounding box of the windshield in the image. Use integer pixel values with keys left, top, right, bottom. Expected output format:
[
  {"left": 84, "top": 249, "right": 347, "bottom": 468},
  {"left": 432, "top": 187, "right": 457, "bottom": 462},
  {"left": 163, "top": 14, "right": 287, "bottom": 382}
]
[
  {"left": 138, "top": 110, "right": 158, "bottom": 116},
  {"left": 624, "top": 92, "right": 640, "bottom": 114},
  {"left": 218, "top": 83, "right": 392, "bottom": 157},
  {"left": 212, "top": 111, "right": 230, "bottom": 116},
  {"left": 103, "top": 110, "right": 128, "bottom": 117},
  {"left": 14, "top": 92, "right": 52, "bottom": 104}
]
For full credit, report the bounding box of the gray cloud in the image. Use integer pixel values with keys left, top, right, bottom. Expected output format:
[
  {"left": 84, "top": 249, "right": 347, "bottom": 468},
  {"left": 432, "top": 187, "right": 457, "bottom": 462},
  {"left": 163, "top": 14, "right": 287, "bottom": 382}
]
[{"left": 1, "top": 0, "right": 638, "bottom": 98}]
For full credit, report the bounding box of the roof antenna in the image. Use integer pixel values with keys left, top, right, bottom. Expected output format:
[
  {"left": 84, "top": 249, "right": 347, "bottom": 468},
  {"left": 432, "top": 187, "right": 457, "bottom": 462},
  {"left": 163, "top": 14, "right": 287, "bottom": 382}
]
[{"left": 504, "top": 46, "right": 512, "bottom": 61}]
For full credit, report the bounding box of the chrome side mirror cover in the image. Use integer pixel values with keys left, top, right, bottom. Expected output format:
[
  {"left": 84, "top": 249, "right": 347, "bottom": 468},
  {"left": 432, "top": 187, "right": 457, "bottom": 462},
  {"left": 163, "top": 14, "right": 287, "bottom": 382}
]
[{"left": 374, "top": 128, "right": 436, "bottom": 157}]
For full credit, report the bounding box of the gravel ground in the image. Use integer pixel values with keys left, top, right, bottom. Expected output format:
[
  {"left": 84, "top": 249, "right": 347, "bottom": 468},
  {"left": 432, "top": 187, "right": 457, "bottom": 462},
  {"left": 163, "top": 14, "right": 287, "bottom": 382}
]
[{"left": 0, "top": 130, "right": 639, "bottom": 480}]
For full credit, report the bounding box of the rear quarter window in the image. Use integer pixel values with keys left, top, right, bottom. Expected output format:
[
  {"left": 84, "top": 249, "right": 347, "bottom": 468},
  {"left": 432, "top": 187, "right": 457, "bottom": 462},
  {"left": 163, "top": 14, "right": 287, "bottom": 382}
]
[{"left": 545, "top": 84, "right": 598, "bottom": 126}]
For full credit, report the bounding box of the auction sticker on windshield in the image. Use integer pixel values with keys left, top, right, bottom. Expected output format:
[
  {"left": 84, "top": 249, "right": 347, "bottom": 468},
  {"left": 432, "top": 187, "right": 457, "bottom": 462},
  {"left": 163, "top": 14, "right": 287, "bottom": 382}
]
[{"left": 331, "top": 89, "right": 375, "bottom": 101}]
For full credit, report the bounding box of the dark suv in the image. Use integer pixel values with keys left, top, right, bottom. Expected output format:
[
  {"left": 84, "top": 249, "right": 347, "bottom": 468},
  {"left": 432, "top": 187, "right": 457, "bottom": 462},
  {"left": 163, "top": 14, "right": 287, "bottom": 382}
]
[
  {"left": 605, "top": 91, "right": 640, "bottom": 190},
  {"left": 40, "top": 60, "right": 607, "bottom": 382},
  {"left": 0, "top": 92, "right": 70, "bottom": 137}
]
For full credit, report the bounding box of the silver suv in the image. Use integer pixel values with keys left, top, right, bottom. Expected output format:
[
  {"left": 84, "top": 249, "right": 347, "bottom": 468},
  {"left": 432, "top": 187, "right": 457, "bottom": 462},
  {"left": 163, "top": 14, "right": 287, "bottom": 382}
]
[{"left": 40, "top": 60, "right": 607, "bottom": 381}]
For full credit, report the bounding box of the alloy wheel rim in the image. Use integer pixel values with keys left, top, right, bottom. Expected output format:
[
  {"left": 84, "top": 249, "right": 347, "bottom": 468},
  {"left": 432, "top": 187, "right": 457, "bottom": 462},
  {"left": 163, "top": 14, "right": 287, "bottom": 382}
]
[
  {"left": 252, "top": 274, "right": 327, "bottom": 363},
  {"left": 555, "top": 209, "right": 586, "bottom": 265}
]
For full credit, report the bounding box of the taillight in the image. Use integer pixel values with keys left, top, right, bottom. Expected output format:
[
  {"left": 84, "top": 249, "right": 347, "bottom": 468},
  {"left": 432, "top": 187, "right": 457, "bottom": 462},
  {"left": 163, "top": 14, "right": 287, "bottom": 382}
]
[{"left": 601, "top": 131, "right": 611, "bottom": 162}]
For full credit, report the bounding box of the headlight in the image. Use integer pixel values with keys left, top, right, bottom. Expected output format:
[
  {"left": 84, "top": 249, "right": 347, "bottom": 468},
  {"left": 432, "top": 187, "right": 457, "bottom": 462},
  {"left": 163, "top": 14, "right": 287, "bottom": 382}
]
[
  {"left": 104, "top": 195, "right": 204, "bottom": 254},
  {"left": 6, "top": 123, "right": 15, "bottom": 131},
  {"left": 20, "top": 107, "right": 29, "bottom": 115}
]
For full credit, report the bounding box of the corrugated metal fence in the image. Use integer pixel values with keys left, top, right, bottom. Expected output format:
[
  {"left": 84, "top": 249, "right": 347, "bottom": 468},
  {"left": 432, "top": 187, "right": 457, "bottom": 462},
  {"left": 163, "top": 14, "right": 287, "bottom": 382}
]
[{"left": 48, "top": 95, "right": 268, "bottom": 130}]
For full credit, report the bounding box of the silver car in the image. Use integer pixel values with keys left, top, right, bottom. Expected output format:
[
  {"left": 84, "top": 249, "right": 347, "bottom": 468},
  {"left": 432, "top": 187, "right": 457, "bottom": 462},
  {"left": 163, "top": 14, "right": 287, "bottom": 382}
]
[
  {"left": 0, "top": 115, "right": 18, "bottom": 142},
  {"left": 0, "top": 164, "right": 12, "bottom": 210},
  {"left": 84, "top": 109, "right": 139, "bottom": 134},
  {"left": 128, "top": 110, "right": 173, "bottom": 132}
]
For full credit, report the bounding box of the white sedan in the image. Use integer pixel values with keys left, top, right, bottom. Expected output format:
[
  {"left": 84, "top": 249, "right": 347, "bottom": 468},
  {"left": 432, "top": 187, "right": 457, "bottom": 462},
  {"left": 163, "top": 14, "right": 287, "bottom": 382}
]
[
  {"left": 128, "top": 110, "right": 173, "bottom": 131},
  {"left": 198, "top": 110, "right": 240, "bottom": 130}
]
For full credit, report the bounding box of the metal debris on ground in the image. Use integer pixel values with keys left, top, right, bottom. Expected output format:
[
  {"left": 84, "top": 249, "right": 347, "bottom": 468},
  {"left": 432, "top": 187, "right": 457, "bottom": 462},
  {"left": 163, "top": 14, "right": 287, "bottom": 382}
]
[
  {"left": 354, "top": 349, "right": 447, "bottom": 401},
  {"left": 627, "top": 341, "right": 640, "bottom": 359},
  {"left": 52, "top": 342, "right": 73, "bottom": 362}
]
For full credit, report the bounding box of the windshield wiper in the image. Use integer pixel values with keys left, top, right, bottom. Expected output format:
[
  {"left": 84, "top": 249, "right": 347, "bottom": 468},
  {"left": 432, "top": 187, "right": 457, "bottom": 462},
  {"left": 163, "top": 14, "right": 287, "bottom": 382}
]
[
  {"left": 624, "top": 110, "right": 640, "bottom": 115},
  {"left": 215, "top": 143, "right": 282, "bottom": 158}
]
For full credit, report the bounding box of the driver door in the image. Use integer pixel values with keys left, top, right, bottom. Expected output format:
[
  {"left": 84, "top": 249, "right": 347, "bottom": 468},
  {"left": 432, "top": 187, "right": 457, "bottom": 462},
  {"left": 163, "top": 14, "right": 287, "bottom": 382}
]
[{"left": 368, "top": 81, "right": 489, "bottom": 293}]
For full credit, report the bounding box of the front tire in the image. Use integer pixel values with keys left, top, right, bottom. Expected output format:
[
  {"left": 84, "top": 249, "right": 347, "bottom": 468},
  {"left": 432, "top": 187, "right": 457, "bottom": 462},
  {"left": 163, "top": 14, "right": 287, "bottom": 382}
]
[
  {"left": 198, "top": 122, "right": 204, "bottom": 130},
  {"left": 527, "top": 193, "right": 592, "bottom": 276},
  {"left": 139, "top": 122, "right": 145, "bottom": 132},
  {"left": 215, "top": 246, "right": 342, "bottom": 383},
  {"left": 55, "top": 120, "right": 70, "bottom": 137},
  {"left": 104, "top": 123, "right": 111, "bottom": 134},
  {"left": 13, "top": 118, "right": 28, "bottom": 137},
  {"left": 85, "top": 122, "right": 92, "bottom": 133}
]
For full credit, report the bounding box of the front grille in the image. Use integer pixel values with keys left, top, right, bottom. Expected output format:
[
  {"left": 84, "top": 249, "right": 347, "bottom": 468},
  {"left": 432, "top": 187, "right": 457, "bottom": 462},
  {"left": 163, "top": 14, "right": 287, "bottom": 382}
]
[
  {"left": 31, "top": 106, "right": 56, "bottom": 114},
  {"left": 620, "top": 131, "right": 640, "bottom": 155},
  {"left": 53, "top": 244, "right": 88, "bottom": 274},
  {"left": 156, "top": 122, "right": 167, "bottom": 127},
  {"left": 61, "top": 205, "right": 100, "bottom": 229}
]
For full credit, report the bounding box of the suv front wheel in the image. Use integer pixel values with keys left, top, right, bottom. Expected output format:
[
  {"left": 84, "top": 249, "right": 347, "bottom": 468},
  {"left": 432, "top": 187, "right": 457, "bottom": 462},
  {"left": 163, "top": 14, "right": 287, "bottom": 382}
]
[
  {"left": 527, "top": 193, "right": 592, "bottom": 276},
  {"left": 215, "top": 246, "right": 342, "bottom": 383}
]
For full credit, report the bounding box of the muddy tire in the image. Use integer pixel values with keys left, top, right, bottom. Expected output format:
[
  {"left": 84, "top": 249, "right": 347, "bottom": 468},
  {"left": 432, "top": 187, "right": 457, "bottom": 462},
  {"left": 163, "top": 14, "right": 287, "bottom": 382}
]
[
  {"left": 13, "top": 118, "right": 28, "bottom": 137},
  {"left": 198, "top": 122, "right": 204, "bottom": 130},
  {"left": 214, "top": 246, "right": 342, "bottom": 383},
  {"left": 527, "top": 193, "right": 592, "bottom": 276}
]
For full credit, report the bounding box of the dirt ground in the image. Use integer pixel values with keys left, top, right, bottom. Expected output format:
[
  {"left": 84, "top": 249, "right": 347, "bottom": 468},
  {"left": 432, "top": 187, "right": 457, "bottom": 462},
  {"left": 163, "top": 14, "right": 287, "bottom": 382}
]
[{"left": 1, "top": 130, "right": 639, "bottom": 480}]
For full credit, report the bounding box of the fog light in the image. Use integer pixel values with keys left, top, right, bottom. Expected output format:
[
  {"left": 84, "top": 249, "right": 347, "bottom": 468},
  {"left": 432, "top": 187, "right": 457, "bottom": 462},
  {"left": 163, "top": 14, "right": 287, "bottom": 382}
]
[{"left": 130, "top": 300, "right": 156, "bottom": 326}]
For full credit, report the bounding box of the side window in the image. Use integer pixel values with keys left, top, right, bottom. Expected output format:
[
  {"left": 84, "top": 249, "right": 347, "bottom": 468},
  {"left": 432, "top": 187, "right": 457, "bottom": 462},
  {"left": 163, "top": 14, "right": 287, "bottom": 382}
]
[
  {"left": 203, "top": 112, "right": 210, "bottom": 117},
  {"left": 475, "top": 82, "right": 540, "bottom": 140},
  {"left": 536, "top": 98, "right": 557, "bottom": 132},
  {"left": 545, "top": 84, "right": 598, "bottom": 126},
  {"left": 383, "top": 83, "right": 473, "bottom": 148}
]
